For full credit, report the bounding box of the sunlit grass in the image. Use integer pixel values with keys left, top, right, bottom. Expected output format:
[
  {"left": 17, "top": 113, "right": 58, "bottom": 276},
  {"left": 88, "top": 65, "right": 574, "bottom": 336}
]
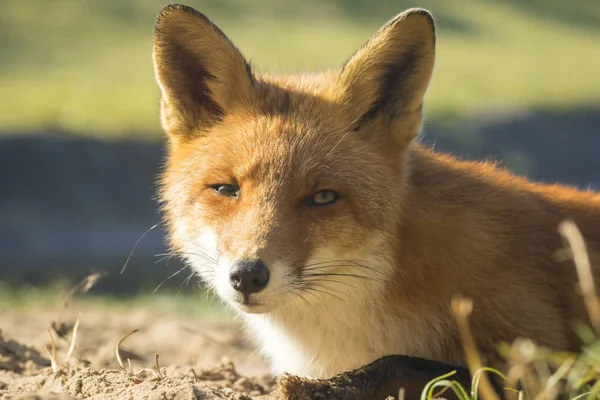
[
  {"left": 419, "top": 339, "right": 600, "bottom": 400},
  {"left": 1, "top": 0, "right": 599, "bottom": 137},
  {"left": 0, "top": 281, "right": 227, "bottom": 318}
]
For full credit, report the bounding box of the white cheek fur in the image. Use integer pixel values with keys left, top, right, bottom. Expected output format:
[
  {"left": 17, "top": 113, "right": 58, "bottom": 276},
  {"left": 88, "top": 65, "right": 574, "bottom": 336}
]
[
  {"left": 194, "top": 229, "right": 231, "bottom": 297},
  {"left": 174, "top": 222, "right": 221, "bottom": 289},
  {"left": 180, "top": 226, "right": 295, "bottom": 311}
]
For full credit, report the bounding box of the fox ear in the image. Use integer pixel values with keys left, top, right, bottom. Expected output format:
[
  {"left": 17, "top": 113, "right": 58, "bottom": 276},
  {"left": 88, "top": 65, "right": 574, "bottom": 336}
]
[
  {"left": 153, "top": 4, "right": 255, "bottom": 139},
  {"left": 338, "top": 9, "right": 435, "bottom": 145}
]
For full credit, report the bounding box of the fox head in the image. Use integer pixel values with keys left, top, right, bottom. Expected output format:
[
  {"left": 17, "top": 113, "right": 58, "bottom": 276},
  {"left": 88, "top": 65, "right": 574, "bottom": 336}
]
[{"left": 153, "top": 4, "right": 435, "bottom": 314}]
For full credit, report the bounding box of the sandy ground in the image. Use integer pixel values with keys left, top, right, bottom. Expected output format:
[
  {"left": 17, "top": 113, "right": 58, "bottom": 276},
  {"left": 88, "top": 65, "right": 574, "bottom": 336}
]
[
  {"left": 0, "top": 290, "right": 476, "bottom": 400},
  {"left": 0, "top": 300, "right": 274, "bottom": 399}
]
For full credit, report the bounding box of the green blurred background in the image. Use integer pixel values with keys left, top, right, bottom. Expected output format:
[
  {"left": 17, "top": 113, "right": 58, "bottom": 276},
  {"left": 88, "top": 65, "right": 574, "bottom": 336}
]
[
  {"left": 2, "top": 0, "right": 599, "bottom": 135},
  {"left": 0, "top": 0, "right": 599, "bottom": 297}
]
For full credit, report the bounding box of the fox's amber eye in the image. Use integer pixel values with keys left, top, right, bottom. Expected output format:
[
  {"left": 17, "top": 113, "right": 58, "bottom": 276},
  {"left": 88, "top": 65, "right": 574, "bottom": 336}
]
[
  {"left": 309, "top": 190, "right": 339, "bottom": 206},
  {"left": 212, "top": 184, "right": 240, "bottom": 198}
]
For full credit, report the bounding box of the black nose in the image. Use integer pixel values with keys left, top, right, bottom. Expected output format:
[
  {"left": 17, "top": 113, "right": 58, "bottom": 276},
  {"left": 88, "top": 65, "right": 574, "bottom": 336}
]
[{"left": 229, "top": 259, "right": 270, "bottom": 295}]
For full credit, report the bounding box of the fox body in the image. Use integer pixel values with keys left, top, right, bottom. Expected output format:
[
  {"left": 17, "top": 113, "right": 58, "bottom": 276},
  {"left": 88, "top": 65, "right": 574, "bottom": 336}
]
[{"left": 152, "top": 4, "right": 600, "bottom": 379}]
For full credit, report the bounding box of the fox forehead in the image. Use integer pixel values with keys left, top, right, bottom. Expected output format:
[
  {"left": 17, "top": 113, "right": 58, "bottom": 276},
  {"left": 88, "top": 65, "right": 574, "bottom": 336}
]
[
  {"left": 179, "top": 108, "right": 385, "bottom": 192},
  {"left": 164, "top": 110, "right": 404, "bottom": 234}
]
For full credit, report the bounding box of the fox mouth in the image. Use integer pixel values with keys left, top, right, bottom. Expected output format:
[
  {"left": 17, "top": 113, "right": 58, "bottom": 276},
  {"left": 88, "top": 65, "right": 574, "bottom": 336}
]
[
  {"left": 235, "top": 298, "right": 260, "bottom": 307},
  {"left": 230, "top": 297, "right": 276, "bottom": 314},
  {"left": 239, "top": 294, "right": 257, "bottom": 306}
]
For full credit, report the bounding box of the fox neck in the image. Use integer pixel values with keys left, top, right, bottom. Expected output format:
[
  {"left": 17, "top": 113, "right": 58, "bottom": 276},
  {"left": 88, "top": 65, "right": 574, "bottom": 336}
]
[{"left": 241, "top": 287, "right": 452, "bottom": 379}]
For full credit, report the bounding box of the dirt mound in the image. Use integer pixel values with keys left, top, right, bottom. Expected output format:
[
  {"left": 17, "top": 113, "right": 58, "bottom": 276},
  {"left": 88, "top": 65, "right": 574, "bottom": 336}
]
[
  {"left": 0, "top": 330, "right": 49, "bottom": 374},
  {"left": 0, "top": 329, "right": 271, "bottom": 399},
  {"left": 1, "top": 360, "right": 271, "bottom": 399},
  {"left": 0, "top": 305, "right": 272, "bottom": 400},
  {"left": 3, "top": 361, "right": 272, "bottom": 399}
]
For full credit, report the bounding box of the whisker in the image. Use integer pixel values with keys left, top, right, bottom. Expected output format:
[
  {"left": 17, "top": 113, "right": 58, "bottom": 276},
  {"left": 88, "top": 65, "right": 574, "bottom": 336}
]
[
  {"left": 154, "top": 254, "right": 173, "bottom": 265},
  {"left": 177, "top": 251, "right": 218, "bottom": 262},
  {"left": 178, "top": 238, "right": 221, "bottom": 258},
  {"left": 298, "top": 277, "right": 357, "bottom": 289},
  {"left": 293, "top": 282, "right": 347, "bottom": 302},
  {"left": 300, "top": 272, "right": 381, "bottom": 282},
  {"left": 296, "top": 281, "right": 349, "bottom": 297},
  {"left": 154, "top": 250, "right": 218, "bottom": 270},
  {"left": 290, "top": 287, "right": 328, "bottom": 315},
  {"left": 153, "top": 265, "right": 188, "bottom": 293},
  {"left": 121, "top": 222, "right": 161, "bottom": 274},
  {"left": 300, "top": 263, "right": 364, "bottom": 272},
  {"left": 301, "top": 260, "right": 387, "bottom": 277},
  {"left": 345, "top": 260, "right": 388, "bottom": 276},
  {"left": 288, "top": 289, "right": 308, "bottom": 319},
  {"left": 153, "top": 253, "right": 170, "bottom": 258},
  {"left": 308, "top": 286, "right": 347, "bottom": 302},
  {"left": 301, "top": 260, "right": 351, "bottom": 268},
  {"left": 182, "top": 271, "right": 197, "bottom": 288}
]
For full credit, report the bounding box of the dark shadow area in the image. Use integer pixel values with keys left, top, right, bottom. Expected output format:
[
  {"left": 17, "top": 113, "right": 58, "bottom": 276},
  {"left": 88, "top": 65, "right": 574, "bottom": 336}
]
[
  {"left": 0, "top": 136, "right": 178, "bottom": 292},
  {"left": 1, "top": 107, "right": 599, "bottom": 292},
  {"left": 421, "top": 107, "right": 600, "bottom": 189}
]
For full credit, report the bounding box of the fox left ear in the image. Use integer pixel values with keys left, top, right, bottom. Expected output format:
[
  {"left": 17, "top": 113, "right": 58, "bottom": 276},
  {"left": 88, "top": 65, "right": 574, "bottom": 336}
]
[
  {"left": 337, "top": 9, "right": 435, "bottom": 145},
  {"left": 152, "top": 4, "right": 255, "bottom": 140}
]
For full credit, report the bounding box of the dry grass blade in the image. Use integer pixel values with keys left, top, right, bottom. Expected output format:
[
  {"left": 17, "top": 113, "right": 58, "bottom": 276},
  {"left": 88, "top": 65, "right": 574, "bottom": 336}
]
[
  {"left": 64, "top": 313, "right": 81, "bottom": 363},
  {"left": 191, "top": 368, "right": 198, "bottom": 383},
  {"left": 451, "top": 296, "right": 501, "bottom": 400},
  {"left": 155, "top": 353, "right": 163, "bottom": 378},
  {"left": 46, "top": 328, "right": 59, "bottom": 374},
  {"left": 61, "top": 270, "right": 107, "bottom": 308},
  {"left": 558, "top": 219, "right": 600, "bottom": 337},
  {"left": 116, "top": 328, "right": 139, "bottom": 369},
  {"left": 43, "top": 347, "right": 59, "bottom": 375},
  {"left": 431, "top": 385, "right": 452, "bottom": 399},
  {"left": 398, "top": 387, "right": 405, "bottom": 400},
  {"left": 505, "top": 363, "right": 525, "bottom": 400}
]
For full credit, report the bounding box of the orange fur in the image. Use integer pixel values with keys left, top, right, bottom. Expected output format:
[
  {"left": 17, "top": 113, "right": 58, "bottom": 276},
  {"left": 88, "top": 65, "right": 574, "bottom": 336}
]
[{"left": 152, "top": 4, "right": 600, "bottom": 377}]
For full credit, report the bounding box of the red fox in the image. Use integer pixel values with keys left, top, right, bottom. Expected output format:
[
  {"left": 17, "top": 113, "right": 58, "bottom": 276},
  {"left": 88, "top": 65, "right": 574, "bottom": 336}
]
[{"left": 152, "top": 3, "right": 600, "bottom": 379}]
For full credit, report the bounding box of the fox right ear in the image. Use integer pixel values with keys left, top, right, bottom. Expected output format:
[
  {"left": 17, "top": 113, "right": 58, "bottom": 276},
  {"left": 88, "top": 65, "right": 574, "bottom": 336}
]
[
  {"left": 337, "top": 9, "right": 435, "bottom": 146},
  {"left": 153, "top": 4, "right": 255, "bottom": 139}
]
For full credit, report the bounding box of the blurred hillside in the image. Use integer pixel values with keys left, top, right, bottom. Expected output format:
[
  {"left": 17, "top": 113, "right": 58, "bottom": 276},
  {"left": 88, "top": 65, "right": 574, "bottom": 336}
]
[
  {"left": 1, "top": 0, "right": 599, "bottom": 135},
  {"left": 0, "top": 0, "right": 599, "bottom": 291}
]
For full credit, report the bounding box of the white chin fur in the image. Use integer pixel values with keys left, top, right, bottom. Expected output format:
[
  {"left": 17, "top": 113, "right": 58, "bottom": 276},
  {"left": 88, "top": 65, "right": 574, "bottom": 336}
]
[{"left": 230, "top": 301, "right": 277, "bottom": 314}]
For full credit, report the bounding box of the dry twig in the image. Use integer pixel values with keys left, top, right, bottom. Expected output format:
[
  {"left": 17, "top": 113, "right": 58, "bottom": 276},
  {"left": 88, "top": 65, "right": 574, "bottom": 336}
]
[
  {"left": 559, "top": 220, "right": 600, "bottom": 336},
  {"left": 155, "top": 353, "right": 163, "bottom": 378},
  {"left": 116, "top": 329, "right": 139, "bottom": 370},
  {"left": 64, "top": 313, "right": 81, "bottom": 363},
  {"left": 61, "top": 270, "right": 107, "bottom": 308},
  {"left": 45, "top": 328, "right": 59, "bottom": 374},
  {"left": 451, "top": 296, "right": 501, "bottom": 400}
]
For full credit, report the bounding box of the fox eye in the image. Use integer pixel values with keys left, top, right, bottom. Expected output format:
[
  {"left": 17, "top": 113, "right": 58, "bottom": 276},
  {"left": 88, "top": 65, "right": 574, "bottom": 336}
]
[
  {"left": 212, "top": 184, "right": 240, "bottom": 198},
  {"left": 309, "top": 190, "right": 339, "bottom": 206}
]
